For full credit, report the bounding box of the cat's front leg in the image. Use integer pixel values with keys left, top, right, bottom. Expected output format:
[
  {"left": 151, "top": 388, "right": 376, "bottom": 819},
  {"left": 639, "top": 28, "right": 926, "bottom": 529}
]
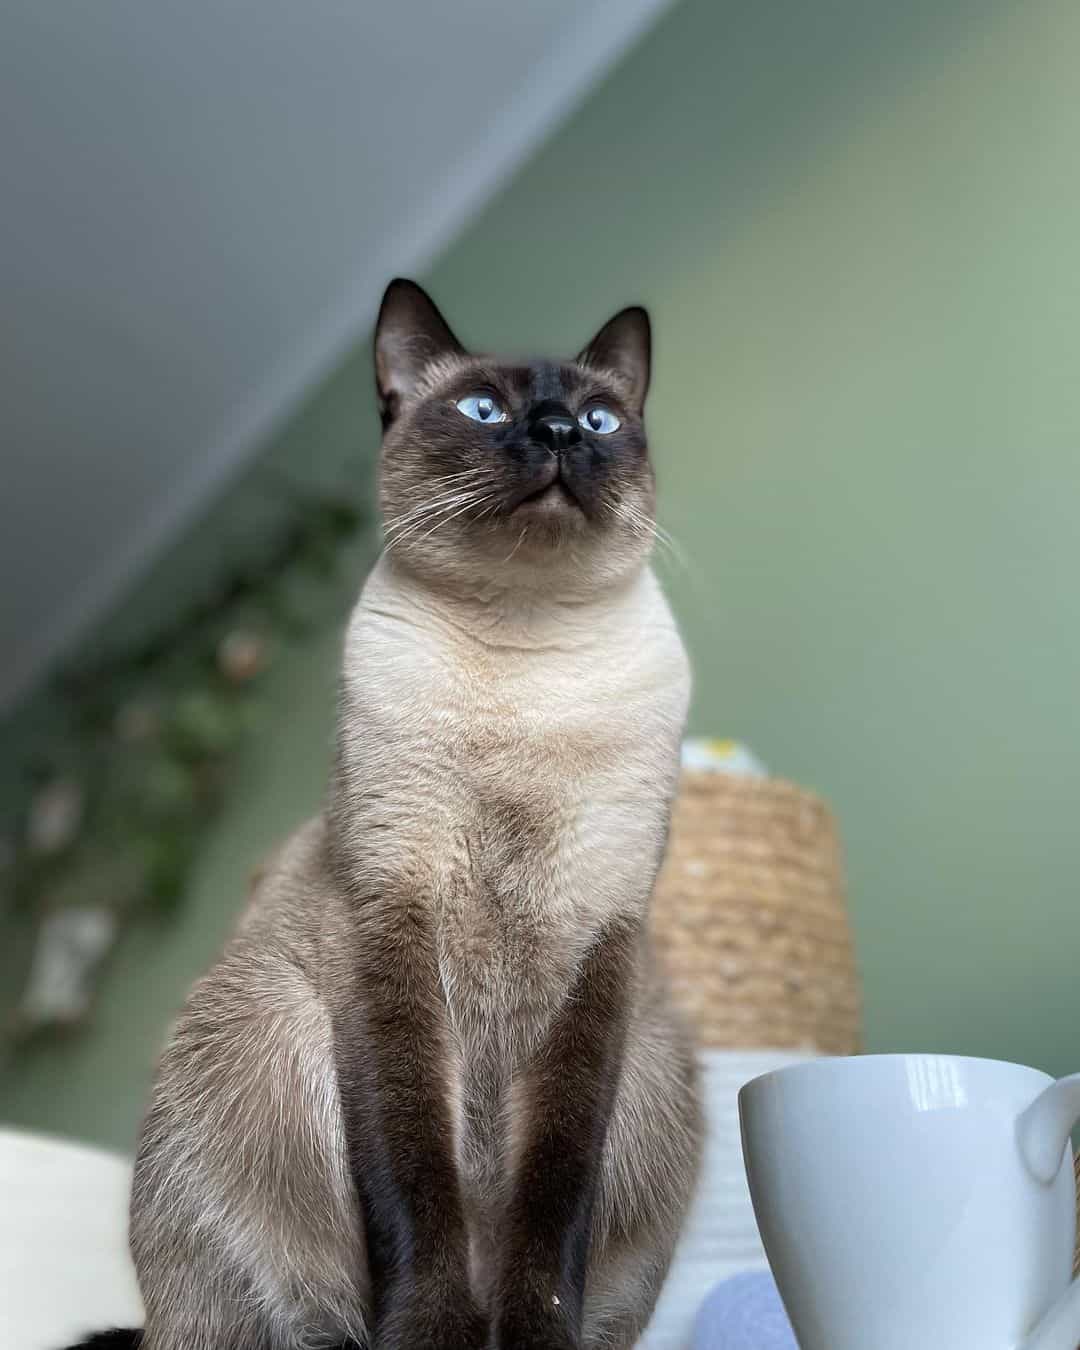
[
  {"left": 492, "top": 918, "right": 639, "bottom": 1350},
  {"left": 331, "top": 886, "right": 487, "bottom": 1350}
]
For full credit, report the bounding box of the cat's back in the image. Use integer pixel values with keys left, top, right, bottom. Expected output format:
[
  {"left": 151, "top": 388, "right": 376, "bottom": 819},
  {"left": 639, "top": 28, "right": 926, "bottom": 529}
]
[{"left": 229, "top": 815, "right": 338, "bottom": 976}]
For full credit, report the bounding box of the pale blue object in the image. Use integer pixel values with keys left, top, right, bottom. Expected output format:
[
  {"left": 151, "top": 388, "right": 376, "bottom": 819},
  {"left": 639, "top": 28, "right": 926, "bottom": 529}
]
[{"left": 692, "top": 1271, "right": 798, "bottom": 1350}]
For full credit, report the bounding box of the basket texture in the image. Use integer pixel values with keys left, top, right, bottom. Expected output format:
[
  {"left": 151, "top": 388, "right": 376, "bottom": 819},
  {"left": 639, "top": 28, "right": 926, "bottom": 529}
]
[{"left": 651, "top": 771, "right": 861, "bottom": 1054}]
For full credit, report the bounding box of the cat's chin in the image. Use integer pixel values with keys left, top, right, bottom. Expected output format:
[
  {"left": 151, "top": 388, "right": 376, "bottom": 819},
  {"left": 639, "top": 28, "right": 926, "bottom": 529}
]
[{"left": 510, "top": 481, "right": 583, "bottom": 521}]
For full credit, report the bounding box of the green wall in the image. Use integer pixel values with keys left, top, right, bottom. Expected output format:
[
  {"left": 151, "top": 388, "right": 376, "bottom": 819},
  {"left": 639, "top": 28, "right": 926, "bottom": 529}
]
[
  {"left": 5, "top": 0, "right": 1080, "bottom": 1149},
  {"left": 426, "top": 0, "right": 1080, "bottom": 1079}
]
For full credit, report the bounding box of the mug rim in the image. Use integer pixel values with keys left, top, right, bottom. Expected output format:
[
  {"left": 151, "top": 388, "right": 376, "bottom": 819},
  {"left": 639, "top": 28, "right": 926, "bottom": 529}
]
[{"left": 738, "top": 1052, "right": 1056, "bottom": 1102}]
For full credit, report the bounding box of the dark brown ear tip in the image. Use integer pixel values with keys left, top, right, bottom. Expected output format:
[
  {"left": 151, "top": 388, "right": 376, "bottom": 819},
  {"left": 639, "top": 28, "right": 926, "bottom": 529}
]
[
  {"left": 383, "top": 276, "right": 423, "bottom": 296},
  {"left": 582, "top": 306, "right": 651, "bottom": 351},
  {"left": 606, "top": 306, "right": 651, "bottom": 352},
  {"left": 373, "top": 278, "right": 465, "bottom": 408},
  {"left": 628, "top": 308, "right": 651, "bottom": 347},
  {"left": 628, "top": 306, "right": 651, "bottom": 345},
  {"left": 376, "top": 278, "right": 463, "bottom": 349},
  {"left": 379, "top": 277, "right": 426, "bottom": 312}
]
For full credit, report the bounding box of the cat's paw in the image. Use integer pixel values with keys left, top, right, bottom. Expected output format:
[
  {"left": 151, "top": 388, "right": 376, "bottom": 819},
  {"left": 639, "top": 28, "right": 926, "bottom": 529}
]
[
  {"left": 491, "top": 1299, "right": 581, "bottom": 1350},
  {"left": 376, "top": 1278, "right": 488, "bottom": 1350}
]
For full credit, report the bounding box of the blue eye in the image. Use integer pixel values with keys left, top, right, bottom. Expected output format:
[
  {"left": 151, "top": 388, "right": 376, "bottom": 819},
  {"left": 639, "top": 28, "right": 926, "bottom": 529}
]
[
  {"left": 579, "top": 406, "right": 620, "bottom": 435},
  {"left": 456, "top": 393, "right": 508, "bottom": 424}
]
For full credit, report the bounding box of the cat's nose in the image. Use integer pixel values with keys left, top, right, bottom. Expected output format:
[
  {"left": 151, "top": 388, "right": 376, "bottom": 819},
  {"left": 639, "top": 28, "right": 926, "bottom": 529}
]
[{"left": 530, "top": 412, "right": 581, "bottom": 453}]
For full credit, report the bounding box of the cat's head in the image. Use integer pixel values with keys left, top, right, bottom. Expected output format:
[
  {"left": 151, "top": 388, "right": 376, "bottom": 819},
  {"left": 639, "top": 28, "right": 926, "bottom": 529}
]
[{"left": 374, "top": 279, "right": 656, "bottom": 596}]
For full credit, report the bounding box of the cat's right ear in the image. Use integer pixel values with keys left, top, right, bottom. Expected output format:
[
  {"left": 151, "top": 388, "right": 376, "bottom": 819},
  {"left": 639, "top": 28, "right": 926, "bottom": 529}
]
[{"left": 374, "top": 279, "right": 465, "bottom": 429}]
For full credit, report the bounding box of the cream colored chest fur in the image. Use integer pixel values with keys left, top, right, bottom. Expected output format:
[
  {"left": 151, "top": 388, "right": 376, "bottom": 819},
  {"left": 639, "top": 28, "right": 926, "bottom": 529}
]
[
  {"left": 335, "top": 559, "right": 689, "bottom": 1242},
  {"left": 339, "top": 559, "right": 689, "bottom": 1045}
]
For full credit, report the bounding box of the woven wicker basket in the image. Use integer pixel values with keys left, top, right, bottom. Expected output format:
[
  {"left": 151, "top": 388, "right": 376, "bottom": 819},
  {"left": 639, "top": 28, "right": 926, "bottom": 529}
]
[
  {"left": 651, "top": 771, "right": 861, "bottom": 1054},
  {"left": 651, "top": 768, "right": 1080, "bottom": 1275}
]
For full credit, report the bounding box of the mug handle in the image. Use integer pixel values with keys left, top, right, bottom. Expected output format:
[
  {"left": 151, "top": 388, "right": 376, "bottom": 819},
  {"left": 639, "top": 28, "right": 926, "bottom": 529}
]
[{"left": 1016, "top": 1073, "right": 1080, "bottom": 1350}]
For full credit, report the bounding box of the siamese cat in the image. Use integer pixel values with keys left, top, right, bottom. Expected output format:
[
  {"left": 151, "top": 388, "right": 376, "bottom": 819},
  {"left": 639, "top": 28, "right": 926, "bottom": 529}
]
[{"left": 72, "top": 281, "right": 702, "bottom": 1350}]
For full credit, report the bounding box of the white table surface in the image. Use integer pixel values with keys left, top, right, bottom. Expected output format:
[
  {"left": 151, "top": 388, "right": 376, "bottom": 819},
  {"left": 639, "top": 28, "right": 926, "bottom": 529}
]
[{"left": 0, "top": 1128, "right": 144, "bottom": 1350}]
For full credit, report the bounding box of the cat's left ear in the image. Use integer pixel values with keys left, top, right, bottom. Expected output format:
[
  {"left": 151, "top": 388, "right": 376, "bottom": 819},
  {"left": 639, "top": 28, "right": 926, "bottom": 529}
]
[
  {"left": 577, "top": 306, "right": 651, "bottom": 413},
  {"left": 374, "top": 279, "right": 465, "bottom": 428}
]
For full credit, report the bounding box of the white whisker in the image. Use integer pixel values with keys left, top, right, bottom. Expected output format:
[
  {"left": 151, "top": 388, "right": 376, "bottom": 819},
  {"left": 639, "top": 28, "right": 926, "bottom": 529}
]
[
  {"left": 382, "top": 488, "right": 498, "bottom": 555},
  {"left": 383, "top": 485, "right": 482, "bottom": 539},
  {"left": 383, "top": 485, "right": 491, "bottom": 547},
  {"left": 605, "top": 497, "right": 690, "bottom": 574},
  {"left": 500, "top": 526, "right": 529, "bottom": 565},
  {"left": 408, "top": 493, "right": 498, "bottom": 547}
]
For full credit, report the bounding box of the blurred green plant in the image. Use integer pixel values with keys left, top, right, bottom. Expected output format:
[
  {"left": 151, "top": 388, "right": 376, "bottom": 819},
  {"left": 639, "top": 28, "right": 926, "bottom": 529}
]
[{"left": 1, "top": 491, "right": 365, "bottom": 1045}]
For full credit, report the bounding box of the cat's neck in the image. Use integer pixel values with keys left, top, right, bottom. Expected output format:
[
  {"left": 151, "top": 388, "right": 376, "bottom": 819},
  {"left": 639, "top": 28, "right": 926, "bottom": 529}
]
[{"left": 357, "top": 551, "right": 662, "bottom": 655}]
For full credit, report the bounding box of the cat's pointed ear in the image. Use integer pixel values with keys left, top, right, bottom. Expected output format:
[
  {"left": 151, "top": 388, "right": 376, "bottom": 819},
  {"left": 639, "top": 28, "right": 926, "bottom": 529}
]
[
  {"left": 577, "top": 306, "right": 651, "bottom": 413},
  {"left": 374, "top": 279, "right": 465, "bottom": 428}
]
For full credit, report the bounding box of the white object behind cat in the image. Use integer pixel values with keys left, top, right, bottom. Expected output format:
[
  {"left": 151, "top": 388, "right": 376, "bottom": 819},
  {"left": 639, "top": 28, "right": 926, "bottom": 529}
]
[
  {"left": 0, "top": 1129, "right": 143, "bottom": 1350},
  {"left": 643, "top": 1048, "right": 818, "bottom": 1350}
]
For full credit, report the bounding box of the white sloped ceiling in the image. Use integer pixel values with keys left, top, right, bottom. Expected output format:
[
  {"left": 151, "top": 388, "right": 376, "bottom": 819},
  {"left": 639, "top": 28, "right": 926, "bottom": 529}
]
[{"left": 0, "top": 0, "right": 672, "bottom": 709}]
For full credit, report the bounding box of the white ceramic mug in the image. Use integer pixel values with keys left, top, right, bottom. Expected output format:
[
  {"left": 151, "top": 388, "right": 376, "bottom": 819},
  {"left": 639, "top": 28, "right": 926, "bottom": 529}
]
[{"left": 738, "top": 1055, "right": 1080, "bottom": 1350}]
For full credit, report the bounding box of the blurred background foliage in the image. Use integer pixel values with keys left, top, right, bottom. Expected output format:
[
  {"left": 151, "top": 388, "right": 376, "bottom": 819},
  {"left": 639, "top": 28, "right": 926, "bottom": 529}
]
[{"left": 2, "top": 488, "right": 363, "bottom": 1043}]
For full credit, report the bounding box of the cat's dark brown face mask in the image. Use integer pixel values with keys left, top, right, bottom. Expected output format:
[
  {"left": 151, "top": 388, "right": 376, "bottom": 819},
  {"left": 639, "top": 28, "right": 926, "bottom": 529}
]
[{"left": 374, "top": 279, "right": 657, "bottom": 595}]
